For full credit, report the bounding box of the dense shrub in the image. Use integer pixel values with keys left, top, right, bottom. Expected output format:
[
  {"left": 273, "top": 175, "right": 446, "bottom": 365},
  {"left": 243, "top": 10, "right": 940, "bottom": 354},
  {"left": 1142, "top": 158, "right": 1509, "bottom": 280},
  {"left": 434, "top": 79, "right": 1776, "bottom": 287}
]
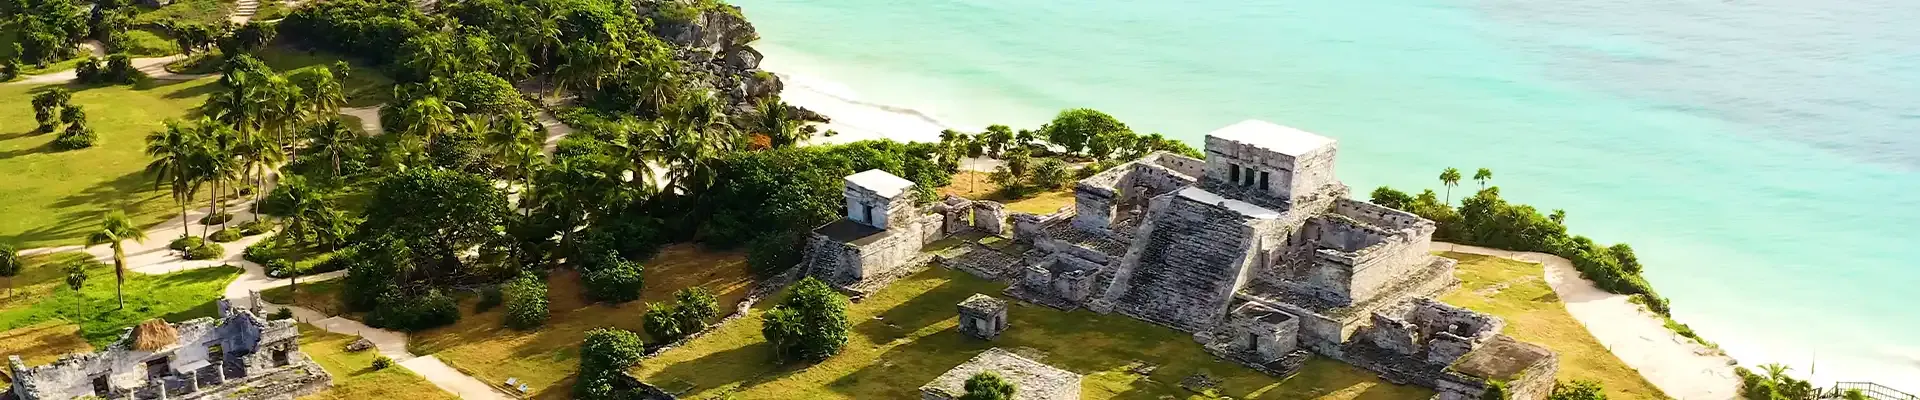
[
  {"left": 209, "top": 228, "right": 243, "bottom": 242},
  {"left": 104, "top": 53, "right": 138, "bottom": 84},
  {"left": 53, "top": 120, "right": 96, "bottom": 150},
  {"left": 574, "top": 328, "right": 645, "bottom": 400},
  {"left": 579, "top": 252, "right": 643, "bottom": 303},
  {"left": 170, "top": 236, "right": 205, "bottom": 251},
  {"left": 761, "top": 277, "right": 849, "bottom": 362},
  {"left": 1546, "top": 380, "right": 1607, "bottom": 400},
  {"left": 270, "top": 307, "right": 295, "bottom": 320},
  {"left": 73, "top": 56, "right": 102, "bottom": 83},
  {"left": 200, "top": 212, "right": 233, "bottom": 225},
  {"left": 368, "top": 289, "right": 460, "bottom": 331},
  {"left": 702, "top": 141, "right": 947, "bottom": 248},
  {"left": 502, "top": 273, "right": 549, "bottom": 329},
  {"left": 372, "top": 355, "right": 394, "bottom": 370},
  {"left": 672, "top": 287, "right": 718, "bottom": 332},
  {"left": 183, "top": 242, "right": 223, "bottom": 260},
  {"left": 642, "top": 302, "right": 682, "bottom": 341},
  {"left": 237, "top": 220, "right": 273, "bottom": 236},
  {"left": 279, "top": 0, "right": 434, "bottom": 64},
  {"left": 962, "top": 371, "right": 1016, "bottom": 400},
  {"left": 475, "top": 285, "right": 503, "bottom": 312}
]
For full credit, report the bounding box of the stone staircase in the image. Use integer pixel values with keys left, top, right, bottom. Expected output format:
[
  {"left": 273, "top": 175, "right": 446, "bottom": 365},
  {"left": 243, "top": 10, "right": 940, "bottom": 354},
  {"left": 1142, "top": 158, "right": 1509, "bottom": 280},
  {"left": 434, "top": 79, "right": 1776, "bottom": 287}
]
[
  {"left": 228, "top": 0, "right": 259, "bottom": 23},
  {"left": 1100, "top": 196, "right": 1260, "bottom": 332}
]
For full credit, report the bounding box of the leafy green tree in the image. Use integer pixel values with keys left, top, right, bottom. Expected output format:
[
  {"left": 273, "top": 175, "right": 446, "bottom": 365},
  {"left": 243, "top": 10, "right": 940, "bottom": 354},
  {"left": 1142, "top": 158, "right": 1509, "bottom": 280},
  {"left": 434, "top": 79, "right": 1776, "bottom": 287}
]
[
  {"left": 1440, "top": 167, "right": 1462, "bottom": 204},
  {"left": 303, "top": 118, "right": 359, "bottom": 177},
  {"left": 747, "top": 99, "right": 809, "bottom": 148},
  {"left": 1041, "top": 108, "right": 1129, "bottom": 156},
  {"left": 979, "top": 124, "right": 1014, "bottom": 156},
  {"left": 642, "top": 302, "right": 682, "bottom": 341},
  {"left": 503, "top": 272, "right": 549, "bottom": 329},
  {"left": 580, "top": 252, "right": 644, "bottom": 303},
  {"left": 962, "top": 371, "right": 1016, "bottom": 400},
  {"left": 1029, "top": 158, "right": 1070, "bottom": 190},
  {"left": 672, "top": 287, "right": 718, "bottom": 332},
  {"left": 1370, "top": 186, "right": 1415, "bottom": 210},
  {"left": 574, "top": 328, "right": 645, "bottom": 400},
  {"left": 761, "top": 277, "right": 849, "bottom": 362},
  {"left": 1474, "top": 168, "right": 1493, "bottom": 189},
  {"left": 64, "top": 261, "right": 89, "bottom": 292},
  {"left": 85, "top": 210, "right": 148, "bottom": 309},
  {"left": 297, "top": 67, "right": 347, "bottom": 124},
  {"left": 1546, "top": 380, "right": 1607, "bottom": 400},
  {"left": 357, "top": 168, "right": 510, "bottom": 283}
]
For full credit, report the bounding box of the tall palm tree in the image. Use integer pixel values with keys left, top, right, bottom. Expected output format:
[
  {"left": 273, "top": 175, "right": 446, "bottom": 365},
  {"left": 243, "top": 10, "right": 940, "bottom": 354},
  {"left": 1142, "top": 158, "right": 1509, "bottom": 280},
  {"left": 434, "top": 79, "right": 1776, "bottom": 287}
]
[
  {"left": 1439, "top": 167, "right": 1462, "bottom": 204},
  {"left": 300, "top": 67, "right": 346, "bottom": 121},
  {"left": 192, "top": 120, "right": 243, "bottom": 235},
  {"left": 260, "top": 74, "right": 306, "bottom": 160},
  {"left": 1473, "top": 168, "right": 1493, "bottom": 190},
  {"left": 85, "top": 210, "right": 148, "bottom": 310},
  {"left": 146, "top": 120, "right": 204, "bottom": 238},
  {"left": 747, "top": 99, "right": 806, "bottom": 148},
  {"left": 234, "top": 126, "right": 285, "bottom": 221},
  {"left": 399, "top": 96, "right": 458, "bottom": 144},
  {"left": 304, "top": 118, "right": 356, "bottom": 177}
]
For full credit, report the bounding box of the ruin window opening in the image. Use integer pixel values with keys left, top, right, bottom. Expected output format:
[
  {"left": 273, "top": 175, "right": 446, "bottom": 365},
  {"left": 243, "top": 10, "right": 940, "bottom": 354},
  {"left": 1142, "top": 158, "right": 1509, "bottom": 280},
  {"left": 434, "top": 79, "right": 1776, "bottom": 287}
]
[
  {"left": 146, "top": 356, "right": 170, "bottom": 379},
  {"left": 272, "top": 347, "right": 290, "bottom": 367},
  {"left": 1229, "top": 164, "right": 1240, "bottom": 184},
  {"left": 91, "top": 374, "right": 110, "bottom": 396},
  {"left": 1248, "top": 332, "right": 1260, "bottom": 353},
  {"left": 1260, "top": 171, "right": 1270, "bottom": 191},
  {"left": 1243, "top": 167, "right": 1256, "bottom": 186}
]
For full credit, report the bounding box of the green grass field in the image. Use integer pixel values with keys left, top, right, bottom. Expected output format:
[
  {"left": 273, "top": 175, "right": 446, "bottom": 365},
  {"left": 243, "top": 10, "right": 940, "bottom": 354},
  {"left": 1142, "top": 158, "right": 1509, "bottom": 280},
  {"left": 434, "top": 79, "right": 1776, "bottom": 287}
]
[
  {"left": 296, "top": 323, "right": 460, "bottom": 400},
  {"left": 131, "top": 0, "right": 237, "bottom": 28},
  {"left": 0, "top": 252, "right": 241, "bottom": 346},
  {"left": 0, "top": 79, "right": 220, "bottom": 248},
  {"left": 1438, "top": 252, "right": 1667, "bottom": 399},
  {"left": 630, "top": 267, "right": 1430, "bottom": 400}
]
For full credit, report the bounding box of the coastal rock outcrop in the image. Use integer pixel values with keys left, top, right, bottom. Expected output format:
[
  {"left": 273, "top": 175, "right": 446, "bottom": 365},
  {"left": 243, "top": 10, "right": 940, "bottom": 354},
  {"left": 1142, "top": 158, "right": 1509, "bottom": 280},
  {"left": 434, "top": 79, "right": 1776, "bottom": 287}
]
[{"left": 633, "top": 0, "right": 827, "bottom": 123}]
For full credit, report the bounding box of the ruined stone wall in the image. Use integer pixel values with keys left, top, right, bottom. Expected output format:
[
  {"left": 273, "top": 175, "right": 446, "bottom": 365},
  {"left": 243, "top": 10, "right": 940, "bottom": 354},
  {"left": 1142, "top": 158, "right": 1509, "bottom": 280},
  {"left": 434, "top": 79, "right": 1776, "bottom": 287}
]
[
  {"left": 9, "top": 315, "right": 316, "bottom": 400},
  {"left": 855, "top": 221, "right": 925, "bottom": 283},
  {"left": 1072, "top": 184, "right": 1117, "bottom": 234},
  {"left": 1202, "top": 137, "right": 1338, "bottom": 203},
  {"left": 1361, "top": 312, "right": 1421, "bottom": 356},
  {"left": 1011, "top": 211, "right": 1070, "bottom": 244},
  {"left": 919, "top": 213, "right": 946, "bottom": 245},
  {"left": 1210, "top": 303, "right": 1300, "bottom": 363},
  {"left": 1246, "top": 299, "right": 1345, "bottom": 356},
  {"left": 804, "top": 233, "right": 861, "bottom": 285},
  {"left": 972, "top": 201, "right": 1006, "bottom": 235},
  {"left": 1332, "top": 198, "right": 1432, "bottom": 232},
  {"left": 1100, "top": 194, "right": 1264, "bottom": 332},
  {"left": 1149, "top": 152, "right": 1205, "bottom": 177},
  {"left": 1411, "top": 298, "right": 1504, "bottom": 342}
]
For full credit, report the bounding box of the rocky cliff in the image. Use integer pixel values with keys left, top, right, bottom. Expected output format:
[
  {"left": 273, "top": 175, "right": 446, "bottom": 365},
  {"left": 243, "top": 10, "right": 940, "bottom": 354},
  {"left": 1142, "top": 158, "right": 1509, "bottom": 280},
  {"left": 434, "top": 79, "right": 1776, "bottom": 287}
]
[{"left": 635, "top": 0, "right": 826, "bottom": 122}]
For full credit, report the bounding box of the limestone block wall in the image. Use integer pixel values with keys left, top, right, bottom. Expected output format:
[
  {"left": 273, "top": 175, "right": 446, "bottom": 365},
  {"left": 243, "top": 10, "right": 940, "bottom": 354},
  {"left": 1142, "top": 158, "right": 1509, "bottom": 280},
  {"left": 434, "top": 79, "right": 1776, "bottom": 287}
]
[
  {"left": 972, "top": 201, "right": 1006, "bottom": 235},
  {"left": 804, "top": 233, "right": 859, "bottom": 285},
  {"left": 1072, "top": 184, "right": 1117, "bottom": 234},
  {"left": 1216, "top": 303, "right": 1301, "bottom": 363},
  {"left": 919, "top": 214, "right": 946, "bottom": 245},
  {"left": 1361, "top": 312, "right": 1421, "bottom": 355},
  {"left": 1426, "top": 332, "right": 1474, "bottom": 366},
  {"left": 1332, "top": 198, "right": 1433, "bottom": 233},
  {"left": 1148, "top": 152, "right": 1205, "bottom": 177},
  {"left": 855, "top": 221, "right": 925, "bottom": 282},
  {"left": 1011, "top": 211, "right": 1069, "bottom": 244},
  {"left": 1411, "top": 298, "right": 1504, "bottom": 341},
  {"left": 9, "top": 315, "right": 311, "bottom": 400},
  {"left": 1202, "top": 136, "right": 1338, "bottom": 202},
  {"left": 1243, "top": 297, "right": 1345, "bottom": 356}
]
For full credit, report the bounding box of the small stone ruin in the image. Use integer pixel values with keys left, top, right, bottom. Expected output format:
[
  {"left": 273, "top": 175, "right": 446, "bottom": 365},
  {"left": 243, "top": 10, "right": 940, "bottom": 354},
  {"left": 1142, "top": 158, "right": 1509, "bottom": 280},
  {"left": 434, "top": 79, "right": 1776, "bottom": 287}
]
[
  {"left": 6, "top": 299, "right": 330, "bottom": 400},
  {"left": 918, "top": 348, "right": 1080, "bottom": 400},
  {"left": 957, "top": 294, "right": 1009, "bottom": 340}
]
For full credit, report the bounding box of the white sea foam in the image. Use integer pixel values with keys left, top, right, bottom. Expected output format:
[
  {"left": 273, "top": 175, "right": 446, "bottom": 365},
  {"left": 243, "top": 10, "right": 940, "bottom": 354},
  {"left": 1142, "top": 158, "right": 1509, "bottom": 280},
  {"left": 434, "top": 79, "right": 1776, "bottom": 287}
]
[{"left": 765, "top": 64, "right": 954, "bottom": 146}]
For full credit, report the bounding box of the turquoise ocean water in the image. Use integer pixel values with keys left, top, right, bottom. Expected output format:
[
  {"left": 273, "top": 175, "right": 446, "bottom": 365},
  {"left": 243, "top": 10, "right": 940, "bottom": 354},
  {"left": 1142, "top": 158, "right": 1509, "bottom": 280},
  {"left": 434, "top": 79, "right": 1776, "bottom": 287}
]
[{"left": 733, "top": 0, "right": 1920, "bottom": 388}]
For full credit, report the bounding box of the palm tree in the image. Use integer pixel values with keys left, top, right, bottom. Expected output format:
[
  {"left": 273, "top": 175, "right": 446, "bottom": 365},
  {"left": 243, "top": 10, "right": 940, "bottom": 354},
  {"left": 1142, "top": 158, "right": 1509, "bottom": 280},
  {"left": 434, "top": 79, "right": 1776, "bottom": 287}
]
[
  {"left": 0, "top": 243, "right": 19, "bottom": 297},
  {"left": 234, "top": 126, "right": 285, "bottom": 221},
  {"left": 85, "top": 210, "right": 148, "bottom": 310},
  {"left": 1473, "top": 168, "right": 1492, "bottom": 190},
  {"left": 399, "top": 96, "right": 458, "bottom": 144},
  {"left": 146, "top": 120, "right": 203, "bottom": 238},
  {"left": 260, "top": 74, "right": 306, "bottom": 160},
  {"left": 747, "top": 99, "right": 806, "bottom": 148},
  {"left": 192, "top": 121, "right": 243, "bottom": 235},
  {"left": 300, "top": 67, "right": 346, "bottom": 121},
  {"left": 304, "top": 118, "right": 356, "bottom": 177},
  {"left": 1439, "top": 167, "right": 1462, "bottom": 204}
]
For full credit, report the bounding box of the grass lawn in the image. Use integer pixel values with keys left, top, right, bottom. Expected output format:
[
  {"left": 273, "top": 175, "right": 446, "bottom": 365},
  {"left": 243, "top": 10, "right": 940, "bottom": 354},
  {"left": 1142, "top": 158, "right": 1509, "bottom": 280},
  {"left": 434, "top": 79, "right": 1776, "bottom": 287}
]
[
  {"left": 261, "top": 244, "right": 758, "bottom": 398},
  {"left": 1438, "top": 252, "right": 1667, "bottom": 399},
  {"left": 0, "top": 78, "right": 223, "bottom": 248},
  {"left": 0, "top": 252, "right": 242, "bottom": 346},
  {"left": 631, "top": 267, "right": 1431, "bottom": 400},
  {"left": 295, "top": 323, "right": 459, "bottom": 400},
  {"left": 131, "top": 0, "right": 237, "bottom": 27},
  {"left": 940, "top": 171, "right": 1077, "bottom": 215},
  {"left": 254, "top": 46, "right": 394, "bottom": 107}
]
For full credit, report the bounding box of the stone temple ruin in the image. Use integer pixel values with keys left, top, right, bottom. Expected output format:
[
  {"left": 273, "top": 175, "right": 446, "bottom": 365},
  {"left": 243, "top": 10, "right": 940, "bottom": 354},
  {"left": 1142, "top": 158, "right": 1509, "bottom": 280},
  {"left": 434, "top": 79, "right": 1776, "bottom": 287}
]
[
  {"left": 918, "top": 348, "right": 1081, "bottom": 400},
  {"left": 802, "top": 119, "right": 1562, "bottom": 398},
  {"left": 6, "top": 299, "right": 329, "bottom": 400}
]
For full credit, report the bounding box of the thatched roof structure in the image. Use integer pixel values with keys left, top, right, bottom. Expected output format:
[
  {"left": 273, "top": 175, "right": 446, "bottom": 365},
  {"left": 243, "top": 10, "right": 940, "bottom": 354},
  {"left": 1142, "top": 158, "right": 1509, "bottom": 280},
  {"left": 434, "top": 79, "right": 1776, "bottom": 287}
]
[{"left": 131, "top": 319, "right": 179, "bottom": 351}]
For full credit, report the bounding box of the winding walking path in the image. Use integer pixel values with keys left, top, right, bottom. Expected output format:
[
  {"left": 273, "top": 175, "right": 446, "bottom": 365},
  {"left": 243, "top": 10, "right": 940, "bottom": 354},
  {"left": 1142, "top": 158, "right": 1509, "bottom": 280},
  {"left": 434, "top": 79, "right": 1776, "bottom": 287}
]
[{"left": 1435, "top": 242, "right": 1739, "bottom": 400}]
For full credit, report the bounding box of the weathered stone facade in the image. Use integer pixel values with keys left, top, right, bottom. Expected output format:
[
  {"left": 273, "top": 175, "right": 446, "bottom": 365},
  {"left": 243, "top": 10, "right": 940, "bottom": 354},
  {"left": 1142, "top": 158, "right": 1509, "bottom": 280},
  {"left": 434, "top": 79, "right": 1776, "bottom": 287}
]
[
  {"left": 957, "top": 294, "right": 1009, "bottom": 340},
  {"left": 918, "top": 348, "right": 1081, "bottom": 400},
  {"left": 804, "top": 170, "right": 937, "bottom": 290},
  {"left": 985, "top": 119, "right": 1556, "bottom": 394},
  {"left": 7, "top": 301, "right": 329, "bottom": 400}
]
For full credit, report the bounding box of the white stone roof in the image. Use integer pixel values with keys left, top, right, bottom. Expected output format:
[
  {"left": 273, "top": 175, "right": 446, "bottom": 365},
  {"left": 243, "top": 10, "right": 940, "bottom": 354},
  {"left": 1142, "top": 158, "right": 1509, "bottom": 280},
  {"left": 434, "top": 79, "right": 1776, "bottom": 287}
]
[
  {"left": 1207, "top": 119, "right": 1334, "bottom": 156},
  {"left": 921, "top": 348, "right": 1082, "bottom": 400},
  {"left": 847, "top": 169, "right": 916, "bottom": 198},
  {"left": 1178, "top": 187, "right": 1281, "bottom": 219}
]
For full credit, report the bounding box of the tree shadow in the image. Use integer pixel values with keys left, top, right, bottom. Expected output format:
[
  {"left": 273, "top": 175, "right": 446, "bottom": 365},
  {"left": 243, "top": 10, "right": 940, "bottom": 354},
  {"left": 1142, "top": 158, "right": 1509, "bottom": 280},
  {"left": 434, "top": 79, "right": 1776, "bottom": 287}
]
[
  {"left": 158, "top": 80, "right": 222, "bottom": 100},
  {"left": 826, "top": 329, "right": 987, "bottom": 398},
  {"left": 640, "top": 340, "right": 806, "bottom": 397},
  {"left": 3, "top": 170, "right": 164, "bottom": 246},
  {"left": 0, "top": 141, "right": 52, "bottom": 160}
]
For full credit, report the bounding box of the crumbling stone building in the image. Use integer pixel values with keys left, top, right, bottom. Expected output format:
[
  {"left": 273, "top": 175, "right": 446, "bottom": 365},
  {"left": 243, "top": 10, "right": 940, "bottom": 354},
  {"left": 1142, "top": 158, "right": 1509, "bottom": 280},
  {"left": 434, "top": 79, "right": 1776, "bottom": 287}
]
[
  {"left": 7, "top": 300, "right": 330, "bottom": 400},
  {"left": 994, "top": 120, "right": 1558, "bottom": 397},
  {"left": 803, "top": 169, "right": 946, "bottom": 291}
]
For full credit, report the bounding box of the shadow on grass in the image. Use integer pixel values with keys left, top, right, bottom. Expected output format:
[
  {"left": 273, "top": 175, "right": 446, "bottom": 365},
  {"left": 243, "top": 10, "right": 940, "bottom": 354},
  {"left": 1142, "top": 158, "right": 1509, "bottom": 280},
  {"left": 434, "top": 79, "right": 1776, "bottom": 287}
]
[
  {"left": 827, "top": 329, "right": 985, "bottom": 398},
  {"left": 2, "top": 169, "right": 166, "bottom": 246}
]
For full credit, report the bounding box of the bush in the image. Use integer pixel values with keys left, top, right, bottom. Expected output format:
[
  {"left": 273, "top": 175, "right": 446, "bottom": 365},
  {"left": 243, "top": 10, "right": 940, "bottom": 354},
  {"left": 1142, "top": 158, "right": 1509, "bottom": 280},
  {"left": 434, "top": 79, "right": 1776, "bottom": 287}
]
[
  {"left": 209, "top": 228, "right": 243, "bottom": 242},
  {"left": 1547, "top": 380, "right": 1607, "bottom": 400},
  {"left": 642, "top": 302, "right": 682, "bottom": 342},
  {"left": 371, "top": 355, "right": 394, "bottom": 370},
  {"left": 672, "top": 287, "right": 718, "bottom": 333},
  {"left": 502, "top": 274, "right": 549, "bottom": 329},
  {"left": 368, "top": 289, "right": 460, "bottom": 331},
  {"left": 475, "top": 285, "right": 503, "bottom": 312},
  {"left": 270, "top": 307, "right": 295, "bottom": 320},
  {"left": 200, "top": 212, "right": 233, "bottom": 225},
  {"left": 53, "top": 122, "right": 96, "bottom": 150},
  {"left": 579, "top": 252, "right": 643, "bottom": 303},
  {"left": 761, "top": 277, "right": 850, "bottom": 362},
  {"left": 184, "top": 242, "right": 224, "bottom": 260},
  {"left": 237, "top": 220, "right": 273, "bottom": 236},
  {"left": 574, "top": 328, "right": 645, "bottom": 400},
  {"left": 73, "top": 56, "right": 102, "bottom": 83},
  {"left": 104, "top": 54, "right": 138, "bottom": 84},
  {"left": 170, "top": 236, "right": 205, "bottom": 251},
  {"left": 962, "top": 371, "right": 1016, "bottom": 400}
]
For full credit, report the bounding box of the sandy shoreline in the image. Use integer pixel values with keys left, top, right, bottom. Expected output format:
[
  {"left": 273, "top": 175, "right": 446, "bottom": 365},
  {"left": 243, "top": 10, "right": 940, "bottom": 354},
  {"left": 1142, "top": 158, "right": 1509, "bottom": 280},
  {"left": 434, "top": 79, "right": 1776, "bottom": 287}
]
[{"left": 1438, "top": 242, "right": 1741, "bottom": 399}]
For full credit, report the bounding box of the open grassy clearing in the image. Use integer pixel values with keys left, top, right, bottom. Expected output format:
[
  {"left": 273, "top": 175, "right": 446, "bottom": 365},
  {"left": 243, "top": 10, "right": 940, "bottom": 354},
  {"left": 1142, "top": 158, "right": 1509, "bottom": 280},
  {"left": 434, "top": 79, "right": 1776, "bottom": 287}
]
[
  {"left": 939, "top": 171, "right": 1077, "bottom": 215},
  {"left": 130, "top": 0, "right": 237, "bottom": 28},
  {"left": 294, "top": 323, "right": 459, "bottom": 400},
  {"left": 0, "top": 78, "right": 221, "bottom": 248},
  {"left": 631, "top": 266, "right": 1431, "bottom": 400},
  {"left": 1438, "top": 252, "right": 1666, "bottom": 399},
  {"left": 0, "top": 252, "right": 241, "bottom": 346},
  {"left": 263, "top": 244, "right": 758, "bottom": 398}
]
